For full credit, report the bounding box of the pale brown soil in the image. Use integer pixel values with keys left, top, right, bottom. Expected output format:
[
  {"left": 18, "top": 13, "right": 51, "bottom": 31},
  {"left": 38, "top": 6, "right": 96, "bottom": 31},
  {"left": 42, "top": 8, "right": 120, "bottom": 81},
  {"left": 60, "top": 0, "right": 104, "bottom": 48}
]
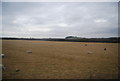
[{"left": 2, "top": 40, "right": 118, "bottom": 79}]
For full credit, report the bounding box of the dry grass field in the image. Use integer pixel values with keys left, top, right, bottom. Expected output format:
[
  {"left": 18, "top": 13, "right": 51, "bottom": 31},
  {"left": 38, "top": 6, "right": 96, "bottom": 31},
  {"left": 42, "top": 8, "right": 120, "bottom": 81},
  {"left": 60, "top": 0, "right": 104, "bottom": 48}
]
[{"left": 2, "top": 40, "right": 118, "bottom": 79}]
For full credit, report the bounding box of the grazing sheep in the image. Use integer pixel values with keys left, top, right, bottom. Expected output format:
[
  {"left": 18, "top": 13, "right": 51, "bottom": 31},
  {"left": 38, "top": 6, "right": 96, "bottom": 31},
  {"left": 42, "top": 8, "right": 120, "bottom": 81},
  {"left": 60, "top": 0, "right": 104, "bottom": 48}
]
[
  {"left": 1, "top": 54, "right": 4, "bottom": 58},
  {"left": 85, "top": 44, "right": 87, "bottom": 46},
  {"left": 87, "top": 51, "right": 93, "bottom": 54},
  {"left": 15, "top": 68, "right": 20, "bottom": 72},
  {"left": 104, "top": 48, "right": 107, "bottom": 51},
  {"left": 0, "top": 64, "right": 6, "bottom": 71},
  {"left": 26, "top": 50, "right": 32, "bottom": 54}
]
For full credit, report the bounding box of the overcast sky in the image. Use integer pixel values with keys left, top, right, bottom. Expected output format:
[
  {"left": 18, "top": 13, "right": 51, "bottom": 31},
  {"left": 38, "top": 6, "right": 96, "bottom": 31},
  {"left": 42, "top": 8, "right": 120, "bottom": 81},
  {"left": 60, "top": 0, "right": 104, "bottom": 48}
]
[{"left": 2, "top": 2, "right": 118, "bottom": 38}]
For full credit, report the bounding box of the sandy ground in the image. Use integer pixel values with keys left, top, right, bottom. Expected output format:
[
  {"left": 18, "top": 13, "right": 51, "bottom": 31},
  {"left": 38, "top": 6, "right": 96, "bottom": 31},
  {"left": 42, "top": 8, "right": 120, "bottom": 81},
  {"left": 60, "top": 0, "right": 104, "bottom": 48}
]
[{"left": 2, "top": 40, "right": 118, "bottom": 79}]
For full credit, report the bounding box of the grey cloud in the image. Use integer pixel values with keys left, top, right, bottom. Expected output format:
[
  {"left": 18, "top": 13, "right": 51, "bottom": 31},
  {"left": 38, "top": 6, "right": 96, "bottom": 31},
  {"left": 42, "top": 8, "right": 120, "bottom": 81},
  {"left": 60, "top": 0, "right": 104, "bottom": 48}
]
[{"left": 2, "top": 2, "right": 118, "bottom": 38}]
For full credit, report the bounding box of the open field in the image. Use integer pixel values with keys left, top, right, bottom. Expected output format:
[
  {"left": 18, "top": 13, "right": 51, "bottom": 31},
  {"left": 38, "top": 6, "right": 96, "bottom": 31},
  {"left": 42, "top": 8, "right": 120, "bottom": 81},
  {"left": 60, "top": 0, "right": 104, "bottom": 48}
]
[{"left": 2, "top": 40, "right": 119, "bottom": 79}]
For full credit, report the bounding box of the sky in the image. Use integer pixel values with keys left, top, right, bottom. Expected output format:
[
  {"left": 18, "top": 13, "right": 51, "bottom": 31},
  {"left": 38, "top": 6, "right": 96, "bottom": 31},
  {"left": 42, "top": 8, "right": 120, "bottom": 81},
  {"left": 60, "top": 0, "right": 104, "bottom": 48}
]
[{"left": 2, "top": 2, "right": 118, "bottom": 38}]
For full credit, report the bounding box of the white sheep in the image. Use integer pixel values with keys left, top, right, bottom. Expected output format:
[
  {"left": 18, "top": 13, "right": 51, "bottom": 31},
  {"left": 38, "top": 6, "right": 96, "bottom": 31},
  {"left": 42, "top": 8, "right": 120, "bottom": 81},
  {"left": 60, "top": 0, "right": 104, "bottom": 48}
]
[
  {"left": 1, "top": 54, "right": 4, "bottom": 58},
  {"left": 26, "top": 50, "right": 32, "bottom": 54},
  {"left": 0, "top": 64, "right": 6, "bottom": 71},
  {"left": 87, "top": 51, "right": 93, "bottom": 54}
]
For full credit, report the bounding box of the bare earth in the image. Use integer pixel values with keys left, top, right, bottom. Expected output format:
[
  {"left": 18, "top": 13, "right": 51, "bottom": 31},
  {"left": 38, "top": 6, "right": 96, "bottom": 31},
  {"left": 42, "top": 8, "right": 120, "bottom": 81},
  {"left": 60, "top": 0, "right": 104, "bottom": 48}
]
[{"left": 2, "top": 40, "right": 118, "bottom": 79}]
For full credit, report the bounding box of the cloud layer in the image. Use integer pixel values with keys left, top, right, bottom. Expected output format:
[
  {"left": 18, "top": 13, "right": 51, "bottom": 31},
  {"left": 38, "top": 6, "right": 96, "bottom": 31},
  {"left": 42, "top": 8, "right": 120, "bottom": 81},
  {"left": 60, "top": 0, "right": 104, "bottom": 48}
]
[{"left": 2, "top": 2, "right": 118, "bottom": 38}]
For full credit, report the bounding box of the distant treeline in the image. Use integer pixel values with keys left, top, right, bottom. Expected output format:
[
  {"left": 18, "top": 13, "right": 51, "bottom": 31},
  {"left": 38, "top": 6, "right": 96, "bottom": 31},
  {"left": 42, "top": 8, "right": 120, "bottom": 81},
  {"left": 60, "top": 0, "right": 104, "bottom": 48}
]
[{"left": 1, "top": 36, "right": 120, "bottom": 43}]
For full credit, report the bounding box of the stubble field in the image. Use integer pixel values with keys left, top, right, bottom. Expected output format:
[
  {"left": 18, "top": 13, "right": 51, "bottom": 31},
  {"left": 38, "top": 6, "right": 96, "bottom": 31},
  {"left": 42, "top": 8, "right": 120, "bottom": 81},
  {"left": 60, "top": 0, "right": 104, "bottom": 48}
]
[{"left": 2, "top": 40, "right": 119, "bottom": 79}]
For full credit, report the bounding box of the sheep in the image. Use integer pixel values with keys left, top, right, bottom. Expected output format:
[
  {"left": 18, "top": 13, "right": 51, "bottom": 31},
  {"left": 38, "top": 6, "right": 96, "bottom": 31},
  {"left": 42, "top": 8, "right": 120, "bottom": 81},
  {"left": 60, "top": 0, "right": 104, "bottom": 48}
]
[
  {"left": 85, "top": 44, "right": 87, "bottom": 46},
  {"left": 87, "top": 51, "right": 93, "bottom": 54},
  {"left": 104, "top": 48, "right": 107, "bottom": 51},
  {"left": 26, "top": 50, "right": 32, "bottom": 54},
  {"left": 1, "top": 54, "right": 4, "bottom": 58},
  {"left": 15, "top": 68, "right": 20, "bottom": 72},
  {"left": 0, "top": 64, "right": 6, "bottom": 71}
]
